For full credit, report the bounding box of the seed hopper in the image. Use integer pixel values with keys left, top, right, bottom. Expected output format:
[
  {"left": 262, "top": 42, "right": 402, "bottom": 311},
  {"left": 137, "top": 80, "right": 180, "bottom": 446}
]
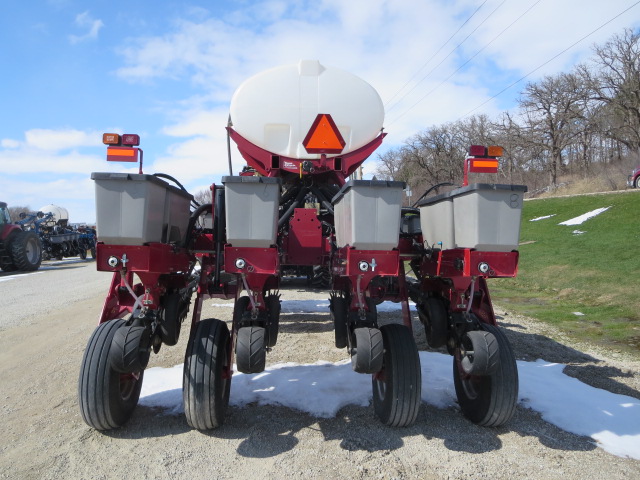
[{"left": 79, "top": 61, "right": 526, "bottom": 431}]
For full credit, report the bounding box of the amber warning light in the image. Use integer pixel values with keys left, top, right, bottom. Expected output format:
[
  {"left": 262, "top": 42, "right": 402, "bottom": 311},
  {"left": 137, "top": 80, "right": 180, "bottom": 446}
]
[
  {"left": 103, "top": 133, "right": 144, "bottom": 173},
  {"left": 463, "top": 145, "right": 502, "bottom": 185}
]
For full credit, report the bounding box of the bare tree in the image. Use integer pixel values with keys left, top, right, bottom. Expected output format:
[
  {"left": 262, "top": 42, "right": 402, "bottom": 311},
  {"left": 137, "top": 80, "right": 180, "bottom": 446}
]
[
  {"left": 517, "top": 73, "right": 585, "bottom": 185},
  {"left": 7, "top": 206, "right": 31, "bottom": 222},
  {"left": 193, "top": 189, "right": 212, "bottom": 206},
  {"left": 578, "top": 29, "right": 640, "bottom": 157}
]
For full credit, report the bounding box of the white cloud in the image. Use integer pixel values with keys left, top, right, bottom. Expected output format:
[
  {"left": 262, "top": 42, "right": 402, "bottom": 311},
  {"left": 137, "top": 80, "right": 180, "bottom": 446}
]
[
  {"left": 0, "top": 129, "right": 105, "bottom": 181},
  {"left": 23, "top": 128, "right": 101, "bottom": 151},
  {"left": 1, "top": 139, "right": 20, "bottom": 149},
  {"left": 112, "top": 0, "right": 640, "bottom": 152},
  {"left": 69, "top": 11, "right": 104, "bottom": 45}
]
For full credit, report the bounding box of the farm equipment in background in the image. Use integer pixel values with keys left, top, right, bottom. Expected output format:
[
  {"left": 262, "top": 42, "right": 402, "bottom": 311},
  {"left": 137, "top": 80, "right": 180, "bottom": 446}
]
[
  {"left": 0, "top": 201, "right": 43, "bottom": 271},
  {"left": 79, "top": 61, "right": 526, "bottom": 432},
  {"left": 16, "top": 205, "right": 97, "bottom": 261}
]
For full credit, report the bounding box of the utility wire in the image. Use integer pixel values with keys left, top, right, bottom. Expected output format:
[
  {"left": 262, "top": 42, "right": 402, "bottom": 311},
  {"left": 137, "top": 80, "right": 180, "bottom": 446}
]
[
  {"left": 387, "top": 0, "right": 542, "bottom": 127},
  {"left": 458, "top": 0, "right": 640, "bottom": 119},
  {"left": 385, "top": 0, "right": 506, "bottom": 116},
  {"left": 383, "top": 0, "right": 488, "bottom": 108}
]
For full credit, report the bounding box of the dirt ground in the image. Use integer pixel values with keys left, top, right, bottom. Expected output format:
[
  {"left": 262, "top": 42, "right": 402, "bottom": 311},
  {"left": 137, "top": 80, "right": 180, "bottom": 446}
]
[{"left": 1, "top": 261, "right": 639, "bottom": 479}]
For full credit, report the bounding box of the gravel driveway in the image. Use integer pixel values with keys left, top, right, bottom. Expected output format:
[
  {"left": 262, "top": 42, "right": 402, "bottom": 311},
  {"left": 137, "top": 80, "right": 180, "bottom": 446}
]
[{"left": 1, "top": 261, "right": 638, "bottom": 479}]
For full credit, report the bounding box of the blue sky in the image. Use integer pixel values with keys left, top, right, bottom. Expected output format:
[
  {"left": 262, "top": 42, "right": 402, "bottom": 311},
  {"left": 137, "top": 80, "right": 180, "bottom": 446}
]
[{"left": 1, "top": 0, "right": 639, "bottom": 223}]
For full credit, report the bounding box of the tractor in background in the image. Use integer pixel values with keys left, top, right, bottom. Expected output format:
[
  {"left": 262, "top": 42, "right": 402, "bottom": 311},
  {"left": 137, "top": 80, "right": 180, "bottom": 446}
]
[{"left": 0, "top": 201, "right": 42, "bottom": 271}]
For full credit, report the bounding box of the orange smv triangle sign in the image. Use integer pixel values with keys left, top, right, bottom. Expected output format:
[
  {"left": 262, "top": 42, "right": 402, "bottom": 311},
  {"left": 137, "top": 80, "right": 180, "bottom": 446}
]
[{"left": 302, "top": 114, "right": 346, "bottom": 154}]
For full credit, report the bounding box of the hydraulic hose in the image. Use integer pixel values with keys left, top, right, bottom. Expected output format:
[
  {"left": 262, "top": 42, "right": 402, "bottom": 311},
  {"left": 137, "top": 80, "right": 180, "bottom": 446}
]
[
  {"left": 182, "top": 203, "right": 212, "bottom": 248},
  {"left": 278, "top": 185, "right": 308, "bottom": 228},
  {"left": 309, "top": 185, "right": 334, "bottom": 216},
  {"left": 153, "top": 173, "right": 200, "bottom": 209},
  {"left": 411, "top": 182, "right": 456, "bottom": 208}
]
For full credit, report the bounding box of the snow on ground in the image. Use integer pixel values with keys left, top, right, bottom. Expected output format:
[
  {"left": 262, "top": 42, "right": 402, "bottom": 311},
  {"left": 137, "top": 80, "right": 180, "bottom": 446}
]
[
  {"left": 558, "top": 207, "right": 611, "bottom": 226},
  {"left": 140, "top": 299, "right": 640, "bottom": 461},
  {"left": 530, "top": 214, "right": 556, "bottom": 222},
  {"left": 211, "top": 300, "right": 415, "bottom": 313}
]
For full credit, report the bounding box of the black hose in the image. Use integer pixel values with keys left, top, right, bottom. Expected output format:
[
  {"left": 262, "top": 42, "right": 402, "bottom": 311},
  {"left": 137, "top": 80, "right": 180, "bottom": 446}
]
[
  {"left": 279, "top": 184, "right": 301, "bottom": 206},
  {"left": 411, "top": 182, "right": 457, "bottom": 208},
  {"left": 153, "top": 173, "right": 200, "bottom": 209},
  {"left": 278, "top": 185, "right": 308, "bottom": 228},
  {"left": 309, "top": 185, "right": 334, "bottom": 216},
  {"left": 182, "top": 203, "right": 212, "bottom": 248}
]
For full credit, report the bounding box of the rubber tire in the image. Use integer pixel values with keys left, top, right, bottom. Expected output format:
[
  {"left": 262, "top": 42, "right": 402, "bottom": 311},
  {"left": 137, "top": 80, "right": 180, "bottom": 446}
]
[
  {"left": 635, "top": 176, "right": 640, "bottom": 188},
  {"left": 311, "top": 265, "right": 331, "bottom": 289},
  {"left": 265, "top": 294, "right": 281, "bottom": 348},
  {"left": 183, "top": 318, "right": 231, "bottom": 430},
  {"left": 417, "top": 297, "right": 448, "bottom": 348},
  {"left": 10, "top": 231, "right": 42, "bottom": 271},
  {"left": 78, "top": 319, "right": 144, "bottom": 430},
  {"left": 453, "top": 323, "right": 518, "bottom": 427},
  {"left": 109, "top": 324, "right": 151, "bottom": 373},
  {"left": 351, "top": 327, "right": 384, "bottom": 374},
  {"left": 233, "top": 296, "right": 250, "bottom": 327},
  {"left": 1, "top": 262, "right": 17, "bottom": 272},
  {"left": 236, "top": 326, "right": 266, "bottom": 374},
  {"left": 79, "top": 248, "right": 87, "bottom": 260},
  {"left": 372, "top": 324, "right": 422, "bottom": 427},
  {"left": 161, "top": 293, "right": 185, "bottom": 346},
  {"left": 330, "top": 296, "right": 348, "bottom": 349},
  {"left": 460, "top": 330, "right": 499, "bottom": 376},
  {"left": 90, "top": 246, "right": 97, "bottom": 259}
]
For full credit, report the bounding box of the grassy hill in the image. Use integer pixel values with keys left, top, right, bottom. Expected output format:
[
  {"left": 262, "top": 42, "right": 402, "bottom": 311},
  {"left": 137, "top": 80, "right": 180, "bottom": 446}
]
[{"left": 490, "top": 189, "right": 640, "bottom": 357}]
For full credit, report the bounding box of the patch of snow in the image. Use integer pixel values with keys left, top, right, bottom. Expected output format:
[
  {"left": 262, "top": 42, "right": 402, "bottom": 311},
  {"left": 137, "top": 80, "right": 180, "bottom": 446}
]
[
  {"left": 530, "top": 214, "right": 556, "bottom": 222},
  {"left": 140, "top": 353, "right": 640, "bottom": 460},
  {"left": 559, "top": 207, "right": 611, "bottom": 226},
  {"left": 212, "top": 299, "right": 415, "bottom": 314}
]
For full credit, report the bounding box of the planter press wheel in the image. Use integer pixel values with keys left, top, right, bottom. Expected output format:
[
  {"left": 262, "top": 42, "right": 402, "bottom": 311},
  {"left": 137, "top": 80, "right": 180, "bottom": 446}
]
[
  {"left": 458, "top": 329, "right": 499, "bottom": 376},
  {"left": 372, "top": 323, "right": 422, "bottom": 427},
  {"left": 236, "top": 326, "right": 267, "bottom": 374},
  {"left": 232, "top": 295, "right": 267, "bottom": 374},
  {"left": 161, "top": 292, "right": 188, "bottom": 346},
  {"left": 329, "top": 294, "right": 348, "bottom": 349},
  {"left": 78, "top": 319, "right": 145, "bottom": 430},
  {"left": 265, "top": 292, "right": 281, "bottom": 348},
  {"left": 351, "top": 327, "right": 383, "bottom": 374},
  {"left": 417, "top": 297, "right": 448, "bottom": 349},
  {"left": 453, "top": 323, "right": 518, "bottom": 427},
  {"left": 183, "top": 318, "right": 231, "bottom": 430}
]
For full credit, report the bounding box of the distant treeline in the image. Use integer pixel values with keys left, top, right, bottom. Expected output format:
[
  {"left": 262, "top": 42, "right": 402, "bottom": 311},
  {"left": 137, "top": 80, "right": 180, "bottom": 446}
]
[{"left": 377, "top": 29, "right": 640, "bottom": 199}]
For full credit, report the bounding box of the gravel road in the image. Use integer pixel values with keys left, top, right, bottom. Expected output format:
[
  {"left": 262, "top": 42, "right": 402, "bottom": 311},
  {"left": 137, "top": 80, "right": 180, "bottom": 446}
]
[{"left": 1, "top": 260, "right": 639, "bottom": 479}]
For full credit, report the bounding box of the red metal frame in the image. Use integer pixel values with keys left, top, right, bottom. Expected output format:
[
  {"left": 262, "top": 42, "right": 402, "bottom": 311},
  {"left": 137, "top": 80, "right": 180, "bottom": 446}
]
[{"left": 227, "top": 127, "right": 386, "bottom": 185}]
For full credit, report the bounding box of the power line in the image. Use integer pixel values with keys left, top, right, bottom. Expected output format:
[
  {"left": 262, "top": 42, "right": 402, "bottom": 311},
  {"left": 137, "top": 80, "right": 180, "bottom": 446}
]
[
  {"left": 386, "top": 0, "right": 542, "bottom": 127},
  {"left": 385, "top": 0, "right": 506, "bottom": 116},
  {"left": 458, "top": 0, "right": 640, "bottom": 120},
  {"left": 383, "top": 0, "right": 488, "bottom": 108}
]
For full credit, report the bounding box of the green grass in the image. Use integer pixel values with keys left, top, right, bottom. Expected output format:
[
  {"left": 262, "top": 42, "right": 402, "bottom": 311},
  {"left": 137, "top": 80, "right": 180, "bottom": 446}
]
[{"left": 490, "top": 190, "right": 640, "bottom": 357}]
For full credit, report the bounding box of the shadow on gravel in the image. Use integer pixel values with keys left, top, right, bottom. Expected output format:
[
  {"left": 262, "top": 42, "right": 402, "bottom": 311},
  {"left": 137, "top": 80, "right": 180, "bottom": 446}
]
[
  {"left": 105, "top": 400, "right": 597, "bottom": 459},
  {"left": 278, "top": 315, "right": 334, "bottom": 334}
]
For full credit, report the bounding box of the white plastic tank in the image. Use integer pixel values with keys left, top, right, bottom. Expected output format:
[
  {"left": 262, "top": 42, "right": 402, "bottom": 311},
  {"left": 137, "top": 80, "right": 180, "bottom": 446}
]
[
  {"left": 229, "top": 60, "right": 384, "bottom": 160},
  {"left": 39, "top": 204, "right": 69, "bottom": 226}
]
